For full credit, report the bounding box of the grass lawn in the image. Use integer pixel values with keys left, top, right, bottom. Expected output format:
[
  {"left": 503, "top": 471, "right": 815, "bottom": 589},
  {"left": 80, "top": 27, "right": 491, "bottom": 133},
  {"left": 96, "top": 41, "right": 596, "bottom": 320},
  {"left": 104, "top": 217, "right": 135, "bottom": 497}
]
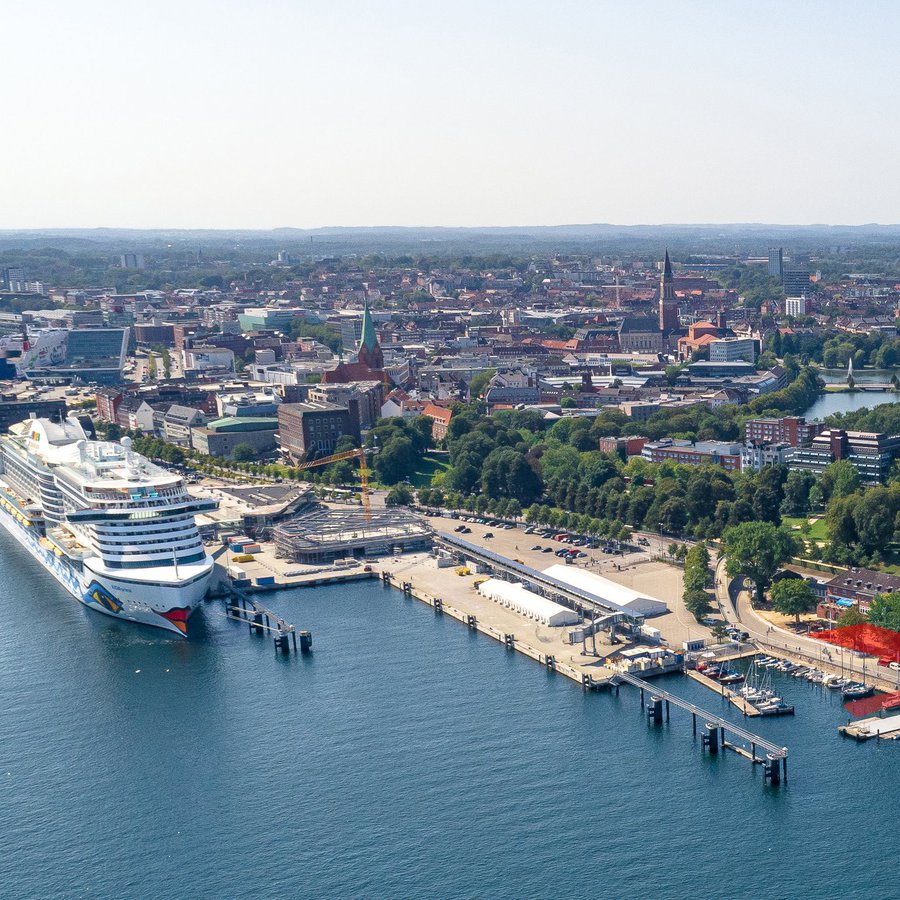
[
  {"left": 408, "top": 454, "right": 451, "bottom": 488},
  {"left": 782, "top": 516, "right": 829, "bottom": 542}
]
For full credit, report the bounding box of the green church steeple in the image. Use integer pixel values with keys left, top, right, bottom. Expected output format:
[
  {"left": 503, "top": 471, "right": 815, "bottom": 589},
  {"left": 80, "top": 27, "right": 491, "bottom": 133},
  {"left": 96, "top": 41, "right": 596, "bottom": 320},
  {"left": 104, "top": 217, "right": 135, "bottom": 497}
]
[{"left": 360, "top": 300, "right": 378, "bottom": 352}]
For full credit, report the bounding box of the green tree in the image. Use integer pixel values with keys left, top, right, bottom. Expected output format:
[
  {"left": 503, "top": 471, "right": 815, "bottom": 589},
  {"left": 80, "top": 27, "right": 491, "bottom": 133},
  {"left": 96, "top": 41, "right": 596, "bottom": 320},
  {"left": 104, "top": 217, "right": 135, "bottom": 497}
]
[
  {"left": 722, "top": 521, "right": 798, "bottom": 605},
  {"left": 867, "top": 592, "right": 900, "bottom": 631},
  {"left": 820, "top": 459, "right": 860, "bottom": 501},
  {"left": 837, "top": 607, "right": 866, "bottom": 628},
  {"left": 683, "top": 542, "right": 711, "bottom": 593},
  {"left": 468, "top": 368, "right": 496, "bottom": 399},
  {"left": 684, "top": 588, "right": 712, "bottom": 621},
  {"left": 373, "top": 436, "right": 418, "bottom": 485},
  {"left": 780, "top": 469, "right": 815, "bottom": 517},
  {"left": 770, "top": 578, "right": 817, "bottom": 624},
  {"left": 232, "top": 443, "right": 257, "bottom": 463},
  {"left": 386, "top": 483, "right": 414, "bottom": 507}
]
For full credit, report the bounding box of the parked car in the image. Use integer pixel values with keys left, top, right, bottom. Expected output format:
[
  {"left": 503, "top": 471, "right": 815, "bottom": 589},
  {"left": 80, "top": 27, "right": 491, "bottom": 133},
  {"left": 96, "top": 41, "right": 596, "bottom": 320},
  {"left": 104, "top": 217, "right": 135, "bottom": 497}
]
[
  {"left": 483, "top": 532, "right": 494, "bottom": 539},
  {"left": 530, "top": 545, "right": 542, "bottom": 551},
  {"left": 542, "top": 547, "right": 553, "bottom": 553}
]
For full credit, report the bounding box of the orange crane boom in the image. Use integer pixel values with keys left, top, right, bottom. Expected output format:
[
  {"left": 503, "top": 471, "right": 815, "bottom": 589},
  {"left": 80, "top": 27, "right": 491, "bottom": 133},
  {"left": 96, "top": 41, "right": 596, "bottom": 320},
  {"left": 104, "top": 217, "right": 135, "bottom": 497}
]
[{"left": 292, "top": 448, "right": 373, "bottom": 520}]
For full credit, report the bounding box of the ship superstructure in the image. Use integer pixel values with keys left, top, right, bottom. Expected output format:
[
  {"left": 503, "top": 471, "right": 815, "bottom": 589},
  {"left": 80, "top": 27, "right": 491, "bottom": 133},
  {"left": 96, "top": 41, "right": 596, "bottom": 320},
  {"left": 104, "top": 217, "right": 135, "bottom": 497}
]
[{"left": 0, "top": 416, "right": 217, "bottom": 636}]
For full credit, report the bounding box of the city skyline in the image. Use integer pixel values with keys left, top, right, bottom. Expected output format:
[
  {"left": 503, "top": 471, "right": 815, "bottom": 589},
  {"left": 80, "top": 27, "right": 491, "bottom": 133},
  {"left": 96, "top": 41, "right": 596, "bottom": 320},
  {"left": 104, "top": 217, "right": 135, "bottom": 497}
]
[{"left": 4, "top": 0, "right": 900, "bottom": 229}]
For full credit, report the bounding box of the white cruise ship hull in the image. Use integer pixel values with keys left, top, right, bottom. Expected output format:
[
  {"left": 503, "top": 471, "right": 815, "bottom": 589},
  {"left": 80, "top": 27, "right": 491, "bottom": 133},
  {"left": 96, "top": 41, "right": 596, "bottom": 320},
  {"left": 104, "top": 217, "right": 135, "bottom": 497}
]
[{"left": 0, "top": 501, "right": 211, "bottom": 638}]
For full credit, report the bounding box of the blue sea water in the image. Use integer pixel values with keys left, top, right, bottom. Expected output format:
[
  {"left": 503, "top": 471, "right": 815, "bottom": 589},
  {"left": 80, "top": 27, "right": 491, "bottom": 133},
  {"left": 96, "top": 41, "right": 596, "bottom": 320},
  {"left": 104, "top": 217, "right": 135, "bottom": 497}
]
[{"left": 0, "top": 527, "right": 897, "bottom": 899}]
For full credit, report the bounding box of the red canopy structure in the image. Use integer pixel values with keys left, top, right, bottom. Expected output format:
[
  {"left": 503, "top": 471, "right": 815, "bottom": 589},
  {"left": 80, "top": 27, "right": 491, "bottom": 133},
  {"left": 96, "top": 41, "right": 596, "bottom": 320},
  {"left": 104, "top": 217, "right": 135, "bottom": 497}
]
[{"left": 815, "top": 623, "right": 900, "bottom": 661}]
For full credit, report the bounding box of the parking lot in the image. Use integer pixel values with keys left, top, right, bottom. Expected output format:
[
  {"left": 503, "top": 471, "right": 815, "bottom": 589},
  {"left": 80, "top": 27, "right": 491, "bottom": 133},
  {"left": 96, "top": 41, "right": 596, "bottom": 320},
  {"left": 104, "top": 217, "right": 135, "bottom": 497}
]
[{"left": 422, "top": 512, "right": 721, "bottom": 648}]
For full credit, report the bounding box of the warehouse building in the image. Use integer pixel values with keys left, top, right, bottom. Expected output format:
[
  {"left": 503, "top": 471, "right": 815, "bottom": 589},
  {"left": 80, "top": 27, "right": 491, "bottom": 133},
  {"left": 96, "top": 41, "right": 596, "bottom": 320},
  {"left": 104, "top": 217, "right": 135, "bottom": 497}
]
[
  {"left": 477, "top": 578, "right": 580, "bottom": 626},
  {"left": 542, "top": 565, "right": 668, "bottom": 617}
]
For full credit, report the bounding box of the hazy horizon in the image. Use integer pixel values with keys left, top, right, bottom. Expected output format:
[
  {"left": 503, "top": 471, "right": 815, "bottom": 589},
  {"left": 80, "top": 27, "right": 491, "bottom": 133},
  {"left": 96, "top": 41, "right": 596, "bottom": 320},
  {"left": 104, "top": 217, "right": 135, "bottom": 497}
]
[{"left": 6, "top": 1, "right": 899, "bottom": 229}]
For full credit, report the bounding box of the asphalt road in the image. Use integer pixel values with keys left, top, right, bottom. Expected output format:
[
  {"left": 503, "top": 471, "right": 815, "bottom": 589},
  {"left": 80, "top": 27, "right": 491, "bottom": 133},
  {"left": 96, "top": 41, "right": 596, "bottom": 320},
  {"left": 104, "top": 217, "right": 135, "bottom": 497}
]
[{"left": 715, "top": 556, "right": 900, "bottom": 689}]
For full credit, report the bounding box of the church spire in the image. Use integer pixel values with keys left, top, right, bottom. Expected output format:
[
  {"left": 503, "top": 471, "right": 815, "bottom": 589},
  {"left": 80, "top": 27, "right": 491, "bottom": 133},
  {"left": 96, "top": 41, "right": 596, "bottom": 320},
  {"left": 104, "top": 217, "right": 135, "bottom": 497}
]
[
  {"left": 357, "top": 300, "right": 384, "bottom": 371},
  {"left": 663, "top": 248, "right": 673, "bottom": 279},
  {"left": 359, "top": 299, "right": 378, "bottom": 352}
]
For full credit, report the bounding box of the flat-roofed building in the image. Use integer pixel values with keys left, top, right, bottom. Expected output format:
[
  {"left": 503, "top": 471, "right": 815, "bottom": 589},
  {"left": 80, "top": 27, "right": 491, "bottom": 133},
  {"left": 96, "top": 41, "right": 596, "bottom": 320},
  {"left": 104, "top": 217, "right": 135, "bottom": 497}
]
[
  {"left": 745, "top": 415, "right": 823, "bottom": 447},
  {"left": 788, "top": 428, "right": 900, "bottom": 485},
  {"left": 641, "top": 438, "right": 742, "bottom": 472},
  {"left": 277, "top": 401, "right": 358, "bottom": 460}
]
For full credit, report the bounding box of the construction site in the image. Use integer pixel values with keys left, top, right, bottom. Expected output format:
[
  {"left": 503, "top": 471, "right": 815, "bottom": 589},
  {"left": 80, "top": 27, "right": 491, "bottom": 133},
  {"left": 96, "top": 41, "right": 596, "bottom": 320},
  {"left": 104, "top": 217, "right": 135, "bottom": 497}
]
[{"left": 272, "top": 508, "right": 433, "bottom": 564}]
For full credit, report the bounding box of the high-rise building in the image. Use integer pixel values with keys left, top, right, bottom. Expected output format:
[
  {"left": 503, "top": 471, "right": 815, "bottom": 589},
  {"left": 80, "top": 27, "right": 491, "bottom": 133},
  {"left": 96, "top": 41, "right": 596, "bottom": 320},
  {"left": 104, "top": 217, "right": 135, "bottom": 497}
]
[
  {"left": 785, "top": 296, "right": 807, "bottom": 317},
  {"left": 2, "top": 267, "right": 25, "bottom": 291},
  {"left": 767, "top": 248, "right": 783, "bottom": 278},
  {"left": 119, "top": 253, "right": 145, "bottom": 269},
  {"left": 782, "top": 260, "right": 810, "bottom": 296},
  {"left": 658, "top": 250, "right": 679, "bottom": 334}
]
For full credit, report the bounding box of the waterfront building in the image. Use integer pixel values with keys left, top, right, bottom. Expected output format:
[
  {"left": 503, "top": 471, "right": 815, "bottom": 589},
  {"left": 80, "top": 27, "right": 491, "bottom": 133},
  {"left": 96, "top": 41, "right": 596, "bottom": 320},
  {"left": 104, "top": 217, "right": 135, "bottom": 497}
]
[
  {"left": 10, "top": 327, "right": 130, "bottom": 384},
  {"left": 543, "top": 564, "right": 668, "bottom": 616},
  {"left": 477, "top": 578, "right": 580, "bottom": 627},
  {"left": 272, "top": 507, "right": 431, "bottom": 564},
  {"left": 819, "top": 567, "right": 900, "bottom": 619},
  {"left": 788, "top": 428, "right": 900, "bottom": 485}
]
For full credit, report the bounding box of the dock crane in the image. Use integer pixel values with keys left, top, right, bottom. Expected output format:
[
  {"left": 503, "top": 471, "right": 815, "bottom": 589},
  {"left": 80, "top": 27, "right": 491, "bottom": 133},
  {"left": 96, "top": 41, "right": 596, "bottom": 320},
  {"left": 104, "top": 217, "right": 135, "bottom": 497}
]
[{"left": 291, "top": 447, "right": 374, "bottom": 520}]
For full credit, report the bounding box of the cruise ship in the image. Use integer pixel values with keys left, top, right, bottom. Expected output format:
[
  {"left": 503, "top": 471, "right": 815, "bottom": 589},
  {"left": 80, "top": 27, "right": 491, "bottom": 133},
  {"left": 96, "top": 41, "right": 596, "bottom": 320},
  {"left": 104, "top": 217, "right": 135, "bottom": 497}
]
[{"left": 0, "top": 415, "right": 217, "bottom": 637}]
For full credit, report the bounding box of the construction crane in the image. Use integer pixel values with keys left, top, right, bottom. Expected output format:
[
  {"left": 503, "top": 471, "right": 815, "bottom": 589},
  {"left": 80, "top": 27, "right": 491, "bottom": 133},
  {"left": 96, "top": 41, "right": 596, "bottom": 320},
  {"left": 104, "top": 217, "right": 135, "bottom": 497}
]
[{"left": 292, "top": 447, "right": 374, "bottom": 520}]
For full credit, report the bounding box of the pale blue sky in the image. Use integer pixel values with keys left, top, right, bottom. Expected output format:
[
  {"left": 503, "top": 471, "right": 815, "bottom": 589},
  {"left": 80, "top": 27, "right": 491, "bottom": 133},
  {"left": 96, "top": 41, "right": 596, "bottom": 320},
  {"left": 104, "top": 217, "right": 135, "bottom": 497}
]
[{"left": 4, "top": 0, "right": 898, "bottom": 228}]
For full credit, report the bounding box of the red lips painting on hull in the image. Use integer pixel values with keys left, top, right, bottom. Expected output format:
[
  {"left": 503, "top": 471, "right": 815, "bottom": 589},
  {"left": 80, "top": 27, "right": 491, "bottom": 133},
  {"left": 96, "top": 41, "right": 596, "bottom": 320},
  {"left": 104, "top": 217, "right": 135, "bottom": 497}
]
[{"left": 155, "top": 607, "right": 190, "bottom": 636}]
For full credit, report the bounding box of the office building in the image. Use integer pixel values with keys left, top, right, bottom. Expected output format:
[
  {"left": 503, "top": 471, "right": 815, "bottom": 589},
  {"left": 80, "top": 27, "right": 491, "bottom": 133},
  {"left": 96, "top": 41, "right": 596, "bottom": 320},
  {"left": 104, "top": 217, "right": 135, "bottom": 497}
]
[
  {"left": 767, "top": 248, "right": 784, "bottom": 278},
  {"left": 785, "top": 296, "right": 807, "bottom": 317},
  {"left": 782, "top": 261, "right": 810, "bottom": 296},
  {"left": 277, "top": 401, "right": 359, "bottom": 460},
  {"left": 788, "top": 429, "right": 900, "bottom": 485},
  {"left": 709, "top": 337, "right": 757, "bottom": 363}
]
